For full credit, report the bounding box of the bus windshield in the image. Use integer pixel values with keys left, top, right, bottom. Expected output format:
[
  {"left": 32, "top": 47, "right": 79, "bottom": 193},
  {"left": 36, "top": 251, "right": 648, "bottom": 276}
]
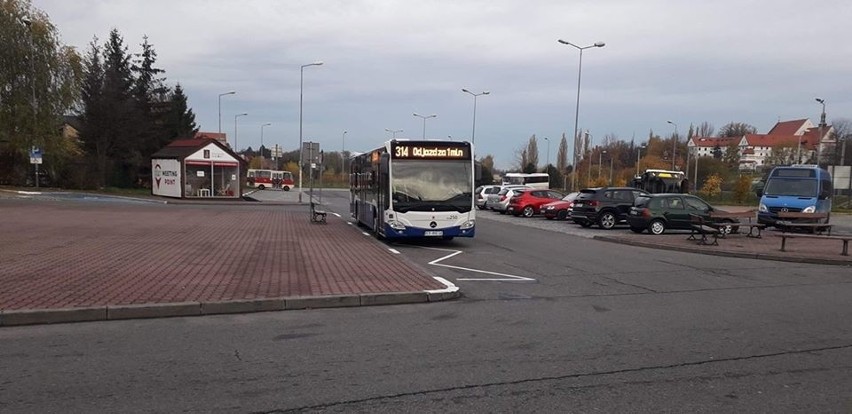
[
  {"left": 764, "top": 178, "right": 817, "bottom": 197},
  {"left": 391, "top": 160, "right": 472, "bottom": 213}
]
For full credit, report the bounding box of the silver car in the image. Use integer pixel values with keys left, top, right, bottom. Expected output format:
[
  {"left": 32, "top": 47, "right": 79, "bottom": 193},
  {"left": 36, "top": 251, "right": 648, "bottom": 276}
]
[
  {"left": 487, "top": 185, "right": 530, "bottom": 214},
  {"left": 475, "top": 185, "right": 501, "bottom": 210}
]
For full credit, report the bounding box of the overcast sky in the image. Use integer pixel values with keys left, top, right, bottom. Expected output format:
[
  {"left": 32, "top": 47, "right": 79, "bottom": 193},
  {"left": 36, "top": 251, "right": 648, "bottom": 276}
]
[{"left": 35, "top": 0, "right": 852, "bottom": 169}]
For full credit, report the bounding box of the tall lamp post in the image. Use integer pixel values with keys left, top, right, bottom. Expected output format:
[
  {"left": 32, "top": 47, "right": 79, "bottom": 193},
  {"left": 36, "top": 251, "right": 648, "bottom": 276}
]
[
  {"left": 413, "top": 113, "right": 437, "bottom": 139},
  {"left": 22, "top": 17, "right": 38, "bottom": 188},
  {"left": 218, "top": 91, "right": 235, "bottom": 134},
  {"left": 299, "top": 61, "right": 323, "bottom": 203},
  {"left": 341, "top": 130, "right": 347, "bottom": 176},
  {"left": 636, "top": 145, "right": 646, "bottom": 175},
  {"left": 544, "top": 137, "right": 550, "bottom": 168},
  {"left": 558, "top": 39, "right": 605, "bottom": 192},
  {"left": 816, "top": 97, "right": 826, "bottom": 167},
  {"left": 385, "top": 128, "right": 403, "bottom": 138},
  {"left": 234, "top": 113, "right": 248, "bottom": 152},
  {"left": 599, "top": 149, "right": 607, "bottom": 180},
  {"left": 260, "top": 122, "right": 271, "bottom": 157},
  {"left": 667, "top": 120, "right": 678, "bottom": 170},
  {"left": 461, "top": 89, "right": 489, "bottom": 145}
]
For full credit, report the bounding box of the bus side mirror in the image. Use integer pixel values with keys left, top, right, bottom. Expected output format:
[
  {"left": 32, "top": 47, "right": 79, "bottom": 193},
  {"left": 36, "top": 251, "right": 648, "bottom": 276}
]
[
  {"left": 755, "top": 188, "right": 763, "bottom": 197},
  {"left": 475, "top": 163, "right": 482, "bottom": 182}
]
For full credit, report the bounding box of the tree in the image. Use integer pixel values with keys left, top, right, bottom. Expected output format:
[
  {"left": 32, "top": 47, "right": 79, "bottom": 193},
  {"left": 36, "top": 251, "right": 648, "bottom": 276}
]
[
  {"left": 696, "top": 121, "right": 715, "bottom": 137},
  {"left": 699, "top": 174, "right": 723, "bottom": 200},
  {"left": 526, "top": 134, "right": 539, "bottom": 171},
  {"left": 0, "top": 0, "right": 82, "bottom": 185},
  {"left": 556, "top": 133, "right": 568, "bottom": 174},
  {"left": 732, "top": 174, "right": 752, "bottom": 204},
  {"left": 722, "top": 141, "right": 741, "bottom": 166},
  {"left": 718, "top": 122, "right": 757, "bottom": 137},
  {"left": 162, "top": 83, "right": 197, "bottom": 140}
]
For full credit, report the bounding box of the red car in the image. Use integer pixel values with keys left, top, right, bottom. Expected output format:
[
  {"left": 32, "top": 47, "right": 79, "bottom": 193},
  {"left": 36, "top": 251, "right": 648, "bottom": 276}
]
[
  {"left": 541, "top": 192, "right": 580, "bottom": 220},
  {"left": 507, "top": 189, "right": 565, "bottom": 217}
]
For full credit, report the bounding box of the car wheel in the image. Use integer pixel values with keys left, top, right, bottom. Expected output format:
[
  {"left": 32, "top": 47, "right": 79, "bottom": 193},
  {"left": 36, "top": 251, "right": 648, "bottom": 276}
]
[
  {"left": 649, "top": 219, "right": 666, "bottom": 235},
  {"left": 598, "top": 211, "right": 617, "bottom": 229},
  {"left": 556, "top": 210, "right": 568, "bottom": 220},
  {"left": 257, "top": 184, "right": 265, "bottom": 190},
  {"left": 522, "top": 206, "right": 535, "bottom": 217},
  {"left": 283, "top": 186, "right": 290, "bottom": 191},
  {"left": 630, "top": 226, "right": 645, "bottom": 234}
]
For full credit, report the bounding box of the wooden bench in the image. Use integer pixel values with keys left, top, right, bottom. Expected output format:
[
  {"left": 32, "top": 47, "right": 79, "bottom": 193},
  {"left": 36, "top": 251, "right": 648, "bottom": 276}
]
[
  {"left": 777, "top": 233, "right": 851, "bottom": 256},
  {"left": 775, "top": 212, "right": 831, "bottom": 235},
  {"left": 710, "top": 210, "right": 766, "bottom": 238},
  {"left": 310, "top": 202, "right": 327, "bottom": 223},
  {"left": 688, "top": 214, "right": 720, "bottom": 246}
]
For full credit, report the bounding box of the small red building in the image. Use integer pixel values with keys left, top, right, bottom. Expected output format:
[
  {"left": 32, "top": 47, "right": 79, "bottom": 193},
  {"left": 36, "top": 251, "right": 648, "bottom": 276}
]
[{"left": 151, "top": 138, "right": 244, "bottom": 199}]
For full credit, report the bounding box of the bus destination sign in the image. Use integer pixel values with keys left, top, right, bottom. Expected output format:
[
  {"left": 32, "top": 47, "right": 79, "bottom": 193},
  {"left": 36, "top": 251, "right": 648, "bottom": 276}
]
[{"left": 392, "top": 144, "right": 468, "bottom": 160}]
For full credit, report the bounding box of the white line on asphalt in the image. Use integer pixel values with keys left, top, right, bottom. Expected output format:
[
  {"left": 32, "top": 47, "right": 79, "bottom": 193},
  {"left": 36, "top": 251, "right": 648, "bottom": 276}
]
[
  {"left": 332, "top": 212, "right": 341, "bottom": 217},
  {"left": 362, "top": 232, "right": 371, "bottom": 236},
  {"left": 421, "top": 246, "right": 535, "bottom": 282},
  {"left": 426, "top": 276, "right": 459, "bottom": 293},
  {"left": 388, "top": 248, "right": 400, "bottom": 254}
]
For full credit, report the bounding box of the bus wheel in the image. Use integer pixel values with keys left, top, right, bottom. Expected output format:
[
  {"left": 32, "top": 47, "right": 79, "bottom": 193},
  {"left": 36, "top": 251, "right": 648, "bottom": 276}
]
[
  {"left": 257, "top": 185, "right": 265, "bottom": 190},
  {"left": 283, "top": 186, "right": 290, "bottom": 191}
]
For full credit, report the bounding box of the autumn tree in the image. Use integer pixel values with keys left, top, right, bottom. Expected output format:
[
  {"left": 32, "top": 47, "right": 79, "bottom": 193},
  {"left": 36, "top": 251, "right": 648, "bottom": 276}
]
[{"left": 718, "top": 122, "right": 757, "bottom": 137}]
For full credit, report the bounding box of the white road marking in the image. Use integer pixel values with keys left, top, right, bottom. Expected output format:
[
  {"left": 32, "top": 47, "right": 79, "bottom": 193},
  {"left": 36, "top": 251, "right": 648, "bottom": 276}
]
[
  {"left": 388, "top": 248, "right": 401, "bottom": 254},
  {"left": 332, "top": 212, "right": 341, "bottom": 217},
  {"left": 426, "top": 277, "right": 459, "bottom": 293},
  {"left": 362, "top": 232, "right": 371, "bottom": 236},
  {"left": 421, "top": 246, "right": 535, "bottom": 282}
]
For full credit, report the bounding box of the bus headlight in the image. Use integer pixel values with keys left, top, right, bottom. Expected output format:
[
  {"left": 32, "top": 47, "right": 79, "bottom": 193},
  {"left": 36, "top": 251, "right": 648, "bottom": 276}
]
[
  {"left": 802, "top": 206, "right": 816, "bottom": 213},
  {"left": 388, "top": 220, "right": 406, "bottom": 230},
  {"left": 759, "top": 203, "right": 768, "bottom": 212},
  {"left": 460, "top": 220, "right": 475, "bottom": 230}
]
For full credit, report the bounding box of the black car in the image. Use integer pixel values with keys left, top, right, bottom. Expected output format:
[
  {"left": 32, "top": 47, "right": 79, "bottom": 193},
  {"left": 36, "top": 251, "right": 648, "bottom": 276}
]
[
  {"left": 571, "top": 187, "right": 648, "bottom": 229},
  {"left": 627, "top": 193, "right": 736, "bottom": 235}
]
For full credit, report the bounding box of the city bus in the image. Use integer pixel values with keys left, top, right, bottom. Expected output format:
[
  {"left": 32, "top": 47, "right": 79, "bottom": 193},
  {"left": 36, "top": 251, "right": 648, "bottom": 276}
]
[
  {"left": 246, "top": 169, "right": 295, "bottom": 191},
  {"left": 350, "top": 139, "right": 477, "bottom": 239},
  {"left": 502, "top": 172, "right": 550, "bottom": 189},
  {"left": 632, "top": 169, "right": 687, "bottom": 193},
  {"left": 757, "top": 164, "right": 832, "bottom": 226}
]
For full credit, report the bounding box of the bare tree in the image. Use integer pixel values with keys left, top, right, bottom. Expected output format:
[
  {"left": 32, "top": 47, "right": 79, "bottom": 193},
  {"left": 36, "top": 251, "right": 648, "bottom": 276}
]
[
  {"left": 718, "top": 122, "right": 757, "bottom": 137},
  {"left": 696, "top": 121, "right": 715, "bottom": 137}
]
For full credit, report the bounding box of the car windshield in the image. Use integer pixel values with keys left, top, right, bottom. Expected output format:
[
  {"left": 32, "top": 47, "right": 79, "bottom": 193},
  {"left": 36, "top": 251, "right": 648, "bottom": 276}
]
[
  {"left": 764, "top": 178, "right": 818, "bottom": 197},
  {"left": 577, "top": 189, "right": 598, "bottom": 199},
  {"left": 562, "top": 192, "right": 579, "bottom": 201},
  {"left": 391, "top": 159, "right": 472, "bottom": 212}
]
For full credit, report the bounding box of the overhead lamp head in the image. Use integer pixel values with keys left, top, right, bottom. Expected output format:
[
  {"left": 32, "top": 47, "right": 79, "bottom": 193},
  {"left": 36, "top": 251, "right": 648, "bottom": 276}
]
[
  {"left": 313, "top": 61, "right": 324, "bottom": 66},
  {"left": 594, "top": 42, "right": 606, "bottom": 47},
  {"left": 557, "top": 39, "right": 570, "bottom": 45},
  {"left": 483, "top": 91, "right": 490, "bottom": 95},
  {"left": 462, "top": 88, "right": 470, "bottom": 93},
  {"left": 815, "top": 97, "right": 824, "bottom": 104}
]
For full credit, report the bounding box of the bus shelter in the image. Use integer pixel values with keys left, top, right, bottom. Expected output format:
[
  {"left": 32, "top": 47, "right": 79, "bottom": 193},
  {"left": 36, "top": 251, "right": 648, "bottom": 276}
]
[{"left": 150, "top": 138, "right": 244, "bottom": 199}]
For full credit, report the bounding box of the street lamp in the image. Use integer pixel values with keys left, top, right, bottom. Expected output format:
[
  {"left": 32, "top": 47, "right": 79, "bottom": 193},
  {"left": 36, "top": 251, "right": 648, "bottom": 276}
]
[
  {"left": 609, "top": 157, "right": 614, "bottom": 185},
  {"left": 234, "top": 113, "right": 248, "bottom": 152},
  {"left": 413, "top": 113, "right": 437, "bottom": 139},
  {"left": 599, "top": 149, "right": 607, "bottom": 180},
  {"left": 667, "top": 120, "right": 678, "bottom": 170},
  {"left": 461, "top": 89, "right": 489, "bottom": 145},
  {"left": 636, "top": 145, "right": 646, "bottom": 175},
  {"left": 260, "top": 122, "right": 271, "bottom": 154},
  {"left": 558, "top": 39, "right": 605, "bottom": 192},
  {"left": 816, "top": 97, "right": 826, "bottom": 166},
  {"left": 544, "top": 137, "right": 550, "bottom": 168},
  {"left": 385, "top": 128, "right": 403, "bottom": 138},
  {"left": 299, "top": 61, "right": 323, "bottom": 203},
  {"left": 22, "top": 17, "right": 38, "bottom": 188},
  {"left": 341, "top": 130, "right": 347, "bottom": 175},
  {"left": 218, "top": 91, "right": 235, "bottom": 134}
]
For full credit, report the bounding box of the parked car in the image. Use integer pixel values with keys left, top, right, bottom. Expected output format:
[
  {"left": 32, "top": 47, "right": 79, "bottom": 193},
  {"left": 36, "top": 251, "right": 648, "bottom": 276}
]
[
  {"left": 541, "top": 192, "right": 580, "bottom": 220},
  {"left": 507, "top": 189, "right": 565, "bottom": 217},
  {"left": 627, "top": 193, "right": 736, "bottom": 235},
  {"left": 475, "top": 185, "right": 501, "bottom": 210},
  {"left": 487, "top": 185, "right": 530, "bottom": 214},
  {"left": 571, "top": 187, "right": 648, "bottom": 229}
]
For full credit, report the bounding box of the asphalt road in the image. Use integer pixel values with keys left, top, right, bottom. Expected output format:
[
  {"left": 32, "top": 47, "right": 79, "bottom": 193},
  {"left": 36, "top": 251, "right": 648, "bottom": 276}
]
[{"left": 1, "top": 189, "right": 851, "bottom": 413}]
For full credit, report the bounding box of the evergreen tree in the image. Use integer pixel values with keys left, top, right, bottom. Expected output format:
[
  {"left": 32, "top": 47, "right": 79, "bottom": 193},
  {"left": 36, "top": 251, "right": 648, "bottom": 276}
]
[
  {"left": 78, "top": 38, "right": 109, "bottom": 187},
  {"left": 100, "top": 28, "right": 136, "bottom": 186},
  {"left": 163, "top": 83, "right": 198, "bottom": 140},
  {"left": 557, "top": 133, "right": 568, "bottom": 174}
]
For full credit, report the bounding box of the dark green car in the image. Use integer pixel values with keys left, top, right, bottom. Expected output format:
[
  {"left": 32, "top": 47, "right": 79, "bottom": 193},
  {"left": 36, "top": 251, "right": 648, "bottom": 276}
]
[{"left": 627, "top": 193, "right": 734, "bottom": 235}]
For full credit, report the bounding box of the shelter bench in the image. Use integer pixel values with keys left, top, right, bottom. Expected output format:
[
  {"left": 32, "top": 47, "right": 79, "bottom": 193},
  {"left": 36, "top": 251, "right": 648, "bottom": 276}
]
[{"left": 776, "top": 233, "right": 851, "bottom": 256}]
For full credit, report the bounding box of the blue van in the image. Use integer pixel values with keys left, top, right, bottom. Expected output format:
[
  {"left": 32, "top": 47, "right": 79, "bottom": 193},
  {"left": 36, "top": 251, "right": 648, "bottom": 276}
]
[{"left": 757, "top": 165, "right": 833, "bottom": 226}]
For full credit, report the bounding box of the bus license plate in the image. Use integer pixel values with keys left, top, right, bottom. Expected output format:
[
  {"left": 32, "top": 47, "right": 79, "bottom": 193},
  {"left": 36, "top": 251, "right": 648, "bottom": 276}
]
[{"left": 425, "top": 231, "right": 443, "bottom": 237}]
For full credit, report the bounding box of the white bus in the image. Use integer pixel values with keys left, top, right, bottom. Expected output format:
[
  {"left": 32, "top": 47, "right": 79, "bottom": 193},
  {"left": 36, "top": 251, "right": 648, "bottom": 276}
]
[
  {"left": 350, "top": 139, "right": 476, "bottom": 240},
  {"left": 502, "top": 172, "right": 550, "bottom": 189}
]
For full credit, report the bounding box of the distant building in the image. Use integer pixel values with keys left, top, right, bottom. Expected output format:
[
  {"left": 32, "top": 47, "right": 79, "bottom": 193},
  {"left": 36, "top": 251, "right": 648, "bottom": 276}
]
[{"left": 687, "top": 118, "right": 834, "bottom": 171}]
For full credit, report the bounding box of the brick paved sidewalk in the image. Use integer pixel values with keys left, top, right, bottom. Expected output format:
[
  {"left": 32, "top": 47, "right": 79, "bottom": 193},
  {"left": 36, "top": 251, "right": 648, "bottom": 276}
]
[{"left": 0, "top": 200, "right": 455, "bottom": 326}]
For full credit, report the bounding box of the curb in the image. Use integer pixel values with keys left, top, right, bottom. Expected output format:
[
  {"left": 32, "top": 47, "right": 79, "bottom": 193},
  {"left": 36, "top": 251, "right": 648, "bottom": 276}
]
[
  {"left": 0, "top": 283, "right": 461, "bottom": 328},
  {"left": 593, "top": 235, "right": 852, "bottom": 267}
]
